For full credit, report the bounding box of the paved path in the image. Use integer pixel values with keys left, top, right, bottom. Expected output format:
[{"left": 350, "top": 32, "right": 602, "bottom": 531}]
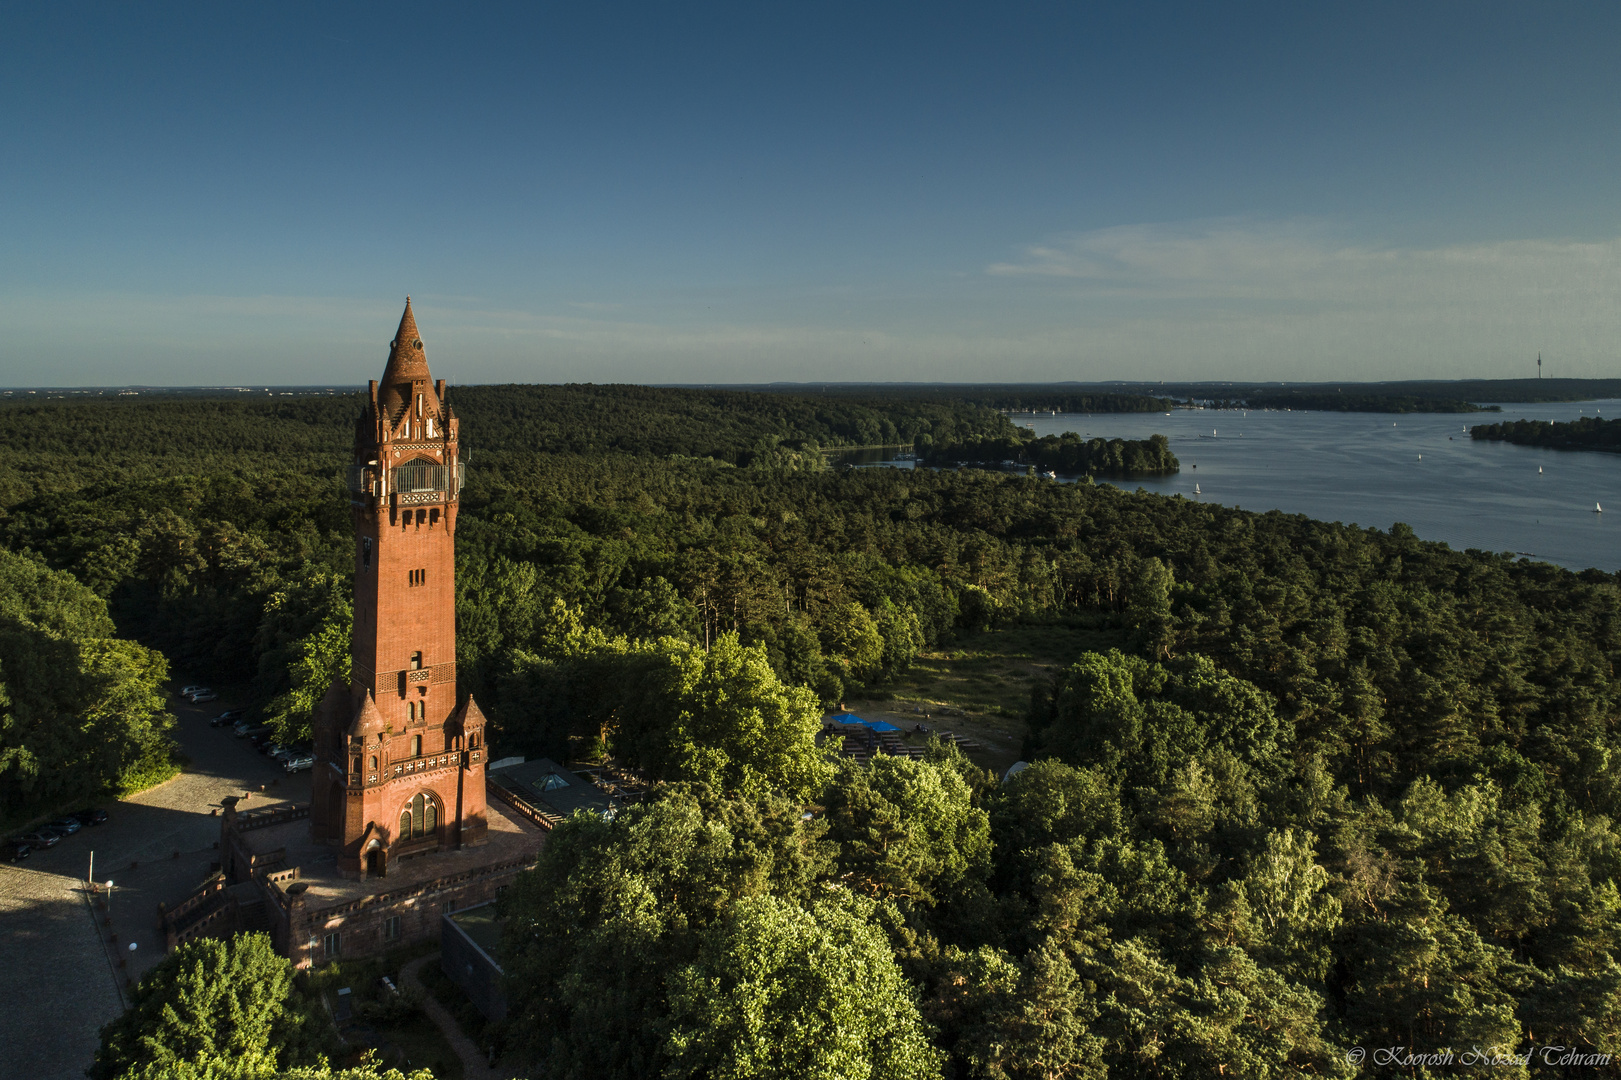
[
  {"left": 0, "top": 687, "right": 310, "bottom": 1080},
  {"left": 0, "top": 863, "right": 124, "bottom": 1080},
  {"left": 400, "top": 955, "right": 505, "bottom": 1080}
]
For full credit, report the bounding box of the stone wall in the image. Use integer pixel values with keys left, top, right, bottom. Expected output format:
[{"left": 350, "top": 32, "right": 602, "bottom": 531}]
[
  {"left": 279, "top": 857, "right": 527, "bottom": 968},
  {"left": 441, "top": 904, "right": 507, "bottom": 1022}
]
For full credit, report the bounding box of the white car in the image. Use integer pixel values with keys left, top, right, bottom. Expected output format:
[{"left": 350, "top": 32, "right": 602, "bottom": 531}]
[
  {"left": 190, "top": 690, "right": 218, "bottom": 703},
  {"left": 284, "top": 756, "right": 314, "bottom": 773},
  {"left": 179, "top": 685, "right": 205, "bottom": 698}
]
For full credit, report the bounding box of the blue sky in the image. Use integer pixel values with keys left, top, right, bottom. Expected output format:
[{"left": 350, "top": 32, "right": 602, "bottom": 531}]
[{"left": 3, "top": 2, "right": 1619, "bottom": 385}]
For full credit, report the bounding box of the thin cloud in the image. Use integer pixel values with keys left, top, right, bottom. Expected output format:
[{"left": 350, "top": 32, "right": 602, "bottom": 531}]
[{"left": 4, "top": 224, "right": 1620, "bottom": 384}]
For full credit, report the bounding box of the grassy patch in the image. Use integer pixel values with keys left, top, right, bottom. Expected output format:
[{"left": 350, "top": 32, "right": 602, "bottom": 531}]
[
  {"left": 418, "top": 957, "right": 509, "bottom": 1063},
  {"left": 117, "top": 758, "right": 183, "bottom": 797},
  {"left": 363, "top": 1023, "right": 463, "bottom": 1080},
  {"left": 853, "top": 615, "right": 1125, "bottom": 772}
]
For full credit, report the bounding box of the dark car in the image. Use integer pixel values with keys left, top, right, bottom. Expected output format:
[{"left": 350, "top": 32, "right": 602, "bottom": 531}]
[
  {"left": 72, "top": 808, "right": 109, "bottom": 826},
  {"left": 236, "top": 724, "right": 271, "bottom": 739},
  {"left": 3, "top": 841, "right": 29, "bottom": 863},
  {"left": 48, "top": 817, "right": 82, "bottom": 835},
  {"left": 210, "top": 710, "right": 246, "bottom": 728},
  {"left": 14, "top": 830, "right": 60, "bottom": 848}
]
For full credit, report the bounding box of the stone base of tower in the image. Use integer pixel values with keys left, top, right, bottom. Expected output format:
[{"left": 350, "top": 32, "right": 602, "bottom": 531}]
[
  {"left": 308, "top": 683, "right": 494, "bottom": 878},
  {"left": 188, "top": 791, "right": 545, "bottom": 968}
]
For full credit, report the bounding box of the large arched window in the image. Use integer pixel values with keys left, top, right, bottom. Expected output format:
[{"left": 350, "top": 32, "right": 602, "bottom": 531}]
[{"left": 399, "top": 792, "right": 439, "bottom": 839}]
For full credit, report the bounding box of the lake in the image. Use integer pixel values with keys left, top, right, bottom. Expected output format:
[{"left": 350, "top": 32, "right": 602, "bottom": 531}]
[{"left": 846, "top": 399, "right": 1621, "bottom": 573}]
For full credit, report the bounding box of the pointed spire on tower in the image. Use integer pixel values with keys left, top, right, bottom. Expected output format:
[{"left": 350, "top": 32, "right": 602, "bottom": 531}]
[{"left": 378, "top": 297, "right": 435, "bottom": 420}]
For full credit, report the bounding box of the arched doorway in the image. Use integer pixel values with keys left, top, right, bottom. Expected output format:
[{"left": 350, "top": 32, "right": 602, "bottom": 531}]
[{"left": 363, "top": 838, "right": 385, "bottom": 878}]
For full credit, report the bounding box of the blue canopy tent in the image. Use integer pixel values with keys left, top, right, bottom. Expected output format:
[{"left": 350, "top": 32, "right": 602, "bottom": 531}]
[{"left": 827, "top": 711, "right": 900, "bottom": 734}]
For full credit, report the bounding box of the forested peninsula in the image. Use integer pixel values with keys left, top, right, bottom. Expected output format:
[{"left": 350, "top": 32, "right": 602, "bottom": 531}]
[
  {"left": 7, "top": 385, "right": 1621, "bottom": 1077},
  {"left": 919, "top": 431, "right": 1179, "bottom": 476},
  {"left": 1473, "top": 414, "right": 1621, "bottom": 454}
]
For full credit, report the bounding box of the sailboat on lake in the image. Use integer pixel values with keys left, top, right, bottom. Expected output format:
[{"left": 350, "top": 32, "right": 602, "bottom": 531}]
[
  {"left": 1596, "top": 503, "right": 1604, "bottom": 514},
  {"left": 1194, "top": 483, "right": 1201, "bottom": 495}
]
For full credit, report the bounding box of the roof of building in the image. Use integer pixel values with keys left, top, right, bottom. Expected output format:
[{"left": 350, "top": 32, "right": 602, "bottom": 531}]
[
  {"left": 487, "top": 757, "right": 616, "bottom": 820},
  {"left": 347, "top": 691, "right": 385, "bottom": 738},
  {"left": 448, "top": 902, "right": 504, "bottom": 962}
]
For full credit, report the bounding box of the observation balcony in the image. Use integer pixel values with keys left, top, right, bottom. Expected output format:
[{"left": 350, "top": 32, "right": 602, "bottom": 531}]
[{"left": 347, "top": 460, "right": 466, "bottom": 502}]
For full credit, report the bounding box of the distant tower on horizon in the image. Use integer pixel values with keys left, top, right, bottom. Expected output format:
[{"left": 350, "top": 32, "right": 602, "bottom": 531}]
[
  {"left": 1538, "top": 352, "right": 1542, "bottom": 379},
  {"left": 310, "top": 297, "right": 488, "bottom": 878}
]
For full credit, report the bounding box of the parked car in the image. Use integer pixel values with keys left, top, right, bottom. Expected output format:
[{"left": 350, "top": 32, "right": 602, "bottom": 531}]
[
  {"left": 48, "top": 817, "right": 82, "bottom": 835},
  {"left": 237, "top": 724, "right": 271, "bottom": 740},
  {"left": 14, "top": 830, "right": 60, "bottom": 849},
  {"left": 3, "top": 841, "right": 29, "bottom": 862},
  {"left": 179, "top": 685, "right": 206, "bottom": 698},
  {"left": 210, "top": 709, "right": 245, "bottom": 728},
  {"left": 72, "top": 808, "right": 109, "bottom": 826},
  {"left": 191, "top": 690, "right": 219, "bottom": 703},
  {"left": 284, "top": 756, "right": 315, "bottom": 773}
]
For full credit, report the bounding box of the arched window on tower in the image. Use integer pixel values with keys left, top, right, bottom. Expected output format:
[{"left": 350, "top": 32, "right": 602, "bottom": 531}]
[{"left": 401, "top": 792, "right": 440, "bottom": 838}]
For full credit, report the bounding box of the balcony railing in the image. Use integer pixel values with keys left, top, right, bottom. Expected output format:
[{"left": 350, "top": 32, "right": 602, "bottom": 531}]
[{"left": 347, "top": 461, "right": 466, "bottom": 498}]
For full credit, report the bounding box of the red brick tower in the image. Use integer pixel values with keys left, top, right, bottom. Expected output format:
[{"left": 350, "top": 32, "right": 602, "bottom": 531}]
[{"left": 311, "top": 298, "right": 489, "bottom": 878}]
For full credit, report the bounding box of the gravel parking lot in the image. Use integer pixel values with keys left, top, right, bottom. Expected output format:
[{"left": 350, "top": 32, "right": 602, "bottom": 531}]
[{"left": 0, "top": 689, "right": 312, "bottom": 1080}]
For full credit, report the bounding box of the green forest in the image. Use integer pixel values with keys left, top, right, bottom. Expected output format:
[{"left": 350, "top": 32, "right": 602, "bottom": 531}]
[
  {"left": 6, "top": 385, "right": 1621, "bottom": 1077},
  {"left": 919, "top": 431, "right": 1179, "bottom": 476},
  {"left": 1473, "top": 415, "right": 1621, "bottom": 454},
  {"left": 1111, "top": 379, "right": 1621, "bottom": 411}
]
